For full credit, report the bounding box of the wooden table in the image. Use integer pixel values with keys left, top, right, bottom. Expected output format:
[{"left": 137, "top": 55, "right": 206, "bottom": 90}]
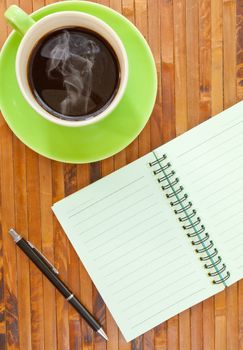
[{"left": 0, "top": 0, "right": 242, "bottom": 349}]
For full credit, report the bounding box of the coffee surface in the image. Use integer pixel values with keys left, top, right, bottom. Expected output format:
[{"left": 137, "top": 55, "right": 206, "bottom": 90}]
[{"left": 28, "top": 27, "right": 120, "bottom": 120}]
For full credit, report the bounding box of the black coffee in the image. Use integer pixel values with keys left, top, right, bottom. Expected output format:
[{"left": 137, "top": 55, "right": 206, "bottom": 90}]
[{"left": 28, "top": 27, "right": 120, "bottom": 120}]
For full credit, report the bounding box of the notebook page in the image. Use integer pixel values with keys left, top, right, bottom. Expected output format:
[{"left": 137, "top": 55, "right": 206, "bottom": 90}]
[
  {"left": 52, "top": 155, "right": 219, "bottom": 341},
  {"left": 156, "top": 101, "right": 243, "bottom": 283}
]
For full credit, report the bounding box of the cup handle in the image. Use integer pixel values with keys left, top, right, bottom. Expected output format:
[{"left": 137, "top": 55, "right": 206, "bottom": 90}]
[{"left": 4, "top": 5, "right": 35, "bottom": 36}]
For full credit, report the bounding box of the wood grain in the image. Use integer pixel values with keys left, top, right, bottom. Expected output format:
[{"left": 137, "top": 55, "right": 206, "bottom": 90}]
[
  {"left": 39, "top": 157, "right": 57, "bottom": 350},
  {"left": 52, "top": 162, "right": 70, "bottom": 350},
  {"left": 0, "top": 0, "right": 242, "bottom": 349},
  {"left": 26, "top": 150, "right": 44, "bottom": 350},
  {"left": 77, "top": 163, "right": 94, "bottom": 350},
  {"left": 122, "top": 0, "right": 139, "bottom": 165},
  {"left": 13, "top": 139, "right": 31, "bottom": 350},
  {"left": 223, "top": 3, "right": 239, "bottom": 350},
  {"left": 186, "top": 0, "right": 200, "bottom": 129},
  {"left": 237, "top": 0, "right": 243, "bottom": 100}
]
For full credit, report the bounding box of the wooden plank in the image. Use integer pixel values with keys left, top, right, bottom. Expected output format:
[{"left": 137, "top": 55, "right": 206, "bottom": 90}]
[
  {"left": 199, "top": 0, "right": 211, "bottom": 122},
  {"left": 93, "top": 286, "right": 107, "bottom": 350},
  {"left": 19, "top": 0, "right": 32, "bottom": 15},
  {"left": 203, "top": 298, "right": 214, "bottom": 350},
  {"left": 223, "top": 2, "right": 238, "bottom": 350},
  {"left": 26, "top": 150, "right": 44, "bottom": 350},
  {"left": 226, "top": 283, "right": 239, "bottom": 350},
  {"left": 131, "top": 337, "right": 142, "bottom": 350},
  {"left": 236, "top": 0, "right": 243, "bottom": 101},
  {"left": 0, "top": 1, "right": 10, "bottom": 349},
  {"left": 52, "top": 162, "right": 70, "bottom": 350},
  {"left": 135, "top": 0, "right": 151, "bottom": 159},
  {"left": 39, "top": 157, "right": 57, "bottom": 350},
  {"left": 0, "top": 154, "right": 5, "bottom": 347},
  {"left": 89, "top": 162, "right": 107, "bottom": 350},
  {"left": 122, "top": 0, "right": 135, "bottom": 23},
  {"left": 0, "top": 125, "right": 19, "bottom": 350},
  {"left": 30, "top": 19, "right": 49, "bottom": 350},
  {"left": 186, "top": 0, "right": 200, "bottom": 129},
  {"left": 44, "top": 0, "right": 58, "bottom": 5},
  {"left": 110, "top": 0, "right": 122, "bottom": 12},
  {"left": 90, "top": 163, "right": 101, "bottom": 184},
  {"left": 96, "top": 0, "right": 110, "bottom": 6},
  {"left": 79, "top": 258, "right": 94, "bottom": 350},
  {"left": 173, "top": 0, "right": 187, "bottom": 136},
  {"left": 33, "top": 0, "right": 44, "bottom": 11},
  {"left": 167, "top": 316, "right": 179, "bottom": 350},
  {"left": 223, "top": 0, "right": 237, "bottom": 108},
  {"left": 154, "top": 324, "right": 167, "bottom": 350},
  {"left": 147, "top": 0, "right": 161, "bottom": 104},
  {"left": 160, "top": 0, "right": 176, "bottom": 143},
  {"left": 2, "top": 1, "right": 20, "bottom": 348},
  {"left": 122, "top": 0, "right": 139, "bottom": 164},
  {"left": 1, "top": 4, "right": 20, "bottom": 345},
  {"left": 148, "top": 0, "right": 162, "bottom": 150},
  {"left": 13, "top": 139, "right": 32, "bottom": 350},
  {"left": 211, "top": 0, "right": 223, "bottom": 115},
  {"left": 179, "top": 310, "right": 191, "bottom": 350},
  {"left": 191, "top": 303, "right": 203, "bottom": 350},
  {"left": 106, "top": 310, "right": 119, "bottom": 350},
  {"left": 215, "top": 291, "right": 226, "bottom": 350},
  {"left": 77, "top": 164, "right": 94, "bottom": 350}
]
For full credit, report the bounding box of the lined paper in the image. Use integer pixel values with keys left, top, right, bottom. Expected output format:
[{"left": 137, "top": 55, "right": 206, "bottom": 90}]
[
  {"left": 53, "top": 102, "right": 242, "bottom": 341},
  {"left": 53, "top": 155, "right": 219, "bottom": 341},
  {"left": 157, "top": 101, "right": 243, "bottom": 281}
]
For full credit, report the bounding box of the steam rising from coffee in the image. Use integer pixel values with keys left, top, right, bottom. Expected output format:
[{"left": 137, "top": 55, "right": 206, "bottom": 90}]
[
  {"left": 28, "top": 27, "right": 119, "bottom": 120},
  {"left": 45, "top": 30, "right": 100, "bottom": 115}
]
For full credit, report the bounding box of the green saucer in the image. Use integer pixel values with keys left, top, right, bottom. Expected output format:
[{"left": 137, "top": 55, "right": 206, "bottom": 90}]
[{"left": 0, "top": 1, "right": 157, "bottom": 163}]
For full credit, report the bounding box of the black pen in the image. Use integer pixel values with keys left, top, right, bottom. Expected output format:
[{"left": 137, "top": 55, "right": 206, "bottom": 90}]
[{"left": 9, "top": 228, "right": 108, "bottom": 341}]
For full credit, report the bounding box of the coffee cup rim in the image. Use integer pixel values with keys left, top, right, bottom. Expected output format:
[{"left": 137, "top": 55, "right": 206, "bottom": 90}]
[{"left": 16, "top": 11, "right": 128, "bottom": 127}]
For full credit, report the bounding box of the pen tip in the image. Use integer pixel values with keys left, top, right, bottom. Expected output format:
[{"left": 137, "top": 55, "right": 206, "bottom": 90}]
[{"left": 97, "top": 328, "right": 109, "bottom": 341}]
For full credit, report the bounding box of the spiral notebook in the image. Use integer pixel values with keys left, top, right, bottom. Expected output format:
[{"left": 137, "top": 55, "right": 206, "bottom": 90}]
[{"left": 53, "top": 101, "right": 243, "bottom": 342}]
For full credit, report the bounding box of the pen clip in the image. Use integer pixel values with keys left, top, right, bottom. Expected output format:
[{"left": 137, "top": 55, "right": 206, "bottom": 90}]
[{"left": 27, "top": 241, "right": 59, "bottom": 275}]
